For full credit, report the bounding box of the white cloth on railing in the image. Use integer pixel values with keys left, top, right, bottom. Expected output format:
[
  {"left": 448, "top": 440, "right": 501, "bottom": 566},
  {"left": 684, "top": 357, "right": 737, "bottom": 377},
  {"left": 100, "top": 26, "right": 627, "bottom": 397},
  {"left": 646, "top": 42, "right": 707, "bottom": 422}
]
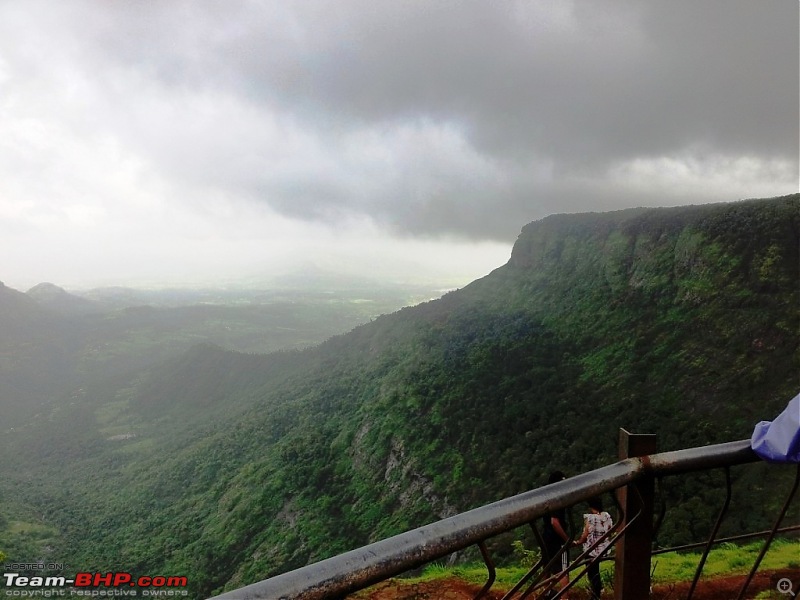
[{"left": 751, "top": 393, "right": 800, "bottom": 463}]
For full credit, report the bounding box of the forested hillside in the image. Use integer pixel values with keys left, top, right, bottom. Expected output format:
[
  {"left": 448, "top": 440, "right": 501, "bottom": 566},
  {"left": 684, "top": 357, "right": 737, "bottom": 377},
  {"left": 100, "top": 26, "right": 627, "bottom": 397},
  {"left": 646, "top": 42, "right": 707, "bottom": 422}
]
[
  {"left": 1, "top": 195, "right": 797, "bottom": 598},
  {"left": 0, "top": 283, "right": 425, "bottom": 427}
]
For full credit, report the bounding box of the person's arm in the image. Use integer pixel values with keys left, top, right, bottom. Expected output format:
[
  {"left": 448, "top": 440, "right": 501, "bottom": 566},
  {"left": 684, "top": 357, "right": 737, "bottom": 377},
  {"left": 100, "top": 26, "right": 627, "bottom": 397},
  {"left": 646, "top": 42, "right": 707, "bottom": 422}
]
[
  {"left": 573, "top": 517, "right": 589, "bottom": 546},
  {"left": 551, "top": 516, "right": 570, "bottom": 543}
]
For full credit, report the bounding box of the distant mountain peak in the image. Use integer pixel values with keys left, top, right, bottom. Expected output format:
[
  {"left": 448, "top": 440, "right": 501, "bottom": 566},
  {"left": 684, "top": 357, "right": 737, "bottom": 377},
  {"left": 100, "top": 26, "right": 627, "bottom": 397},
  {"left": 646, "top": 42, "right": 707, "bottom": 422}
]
[
  {"left": 0, "top": 281, "right": 48, "bottom": 330},
  {"left": 28, "top": 281, "right": 68, "bottom": 294},
  {"left": 26, "top": 282, "right": 100, "bottom": 315}
]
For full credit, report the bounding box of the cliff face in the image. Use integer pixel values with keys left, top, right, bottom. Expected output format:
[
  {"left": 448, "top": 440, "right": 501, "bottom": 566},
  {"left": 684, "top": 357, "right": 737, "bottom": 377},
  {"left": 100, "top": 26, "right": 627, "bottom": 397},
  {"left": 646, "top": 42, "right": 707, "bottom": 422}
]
[
  {"left": 505, "top": 196, "right": 799, "bottom": 302},
  {"left": 487, "top": 194, "right": 799, "bottom": 416}
]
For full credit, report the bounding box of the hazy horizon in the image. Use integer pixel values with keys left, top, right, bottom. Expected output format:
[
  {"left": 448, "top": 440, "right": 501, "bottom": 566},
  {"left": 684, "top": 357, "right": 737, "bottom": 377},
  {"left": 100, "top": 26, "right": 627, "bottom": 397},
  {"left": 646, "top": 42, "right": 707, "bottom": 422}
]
[
  {"left": 2, "top": 1, "right": 797, "bottom": 291},
  {"left": 3, "top": 238, "right": 512, "bottom": 292}
]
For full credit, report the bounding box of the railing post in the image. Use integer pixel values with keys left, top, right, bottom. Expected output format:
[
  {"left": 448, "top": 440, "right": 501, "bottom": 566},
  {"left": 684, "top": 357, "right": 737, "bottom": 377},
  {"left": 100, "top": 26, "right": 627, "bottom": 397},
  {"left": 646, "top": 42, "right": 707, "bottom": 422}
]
[{"left": 615, "top": 429, "right": 657, "bottom": 600}]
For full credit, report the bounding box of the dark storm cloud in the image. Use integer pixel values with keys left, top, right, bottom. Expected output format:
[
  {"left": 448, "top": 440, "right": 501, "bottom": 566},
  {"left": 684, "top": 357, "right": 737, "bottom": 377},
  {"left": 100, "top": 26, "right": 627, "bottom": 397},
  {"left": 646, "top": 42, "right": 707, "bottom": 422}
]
[
  {"left": 175, "top": 2, "right": 796, "bottom": 237},
  {"left": 172, "top": 0, "right": 796, "bottom": 164},
  {"left": 2, "top": 0, "right": 798, "bottom": 246}
]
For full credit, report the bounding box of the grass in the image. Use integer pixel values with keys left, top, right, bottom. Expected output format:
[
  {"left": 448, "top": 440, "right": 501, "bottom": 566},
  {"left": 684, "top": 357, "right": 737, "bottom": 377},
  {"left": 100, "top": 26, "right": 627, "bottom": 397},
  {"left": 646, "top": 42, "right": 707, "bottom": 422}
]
[
  {"left": 7, "top": 520, "right": 58, "bottom": 539},
  {"left": 389, "top": 538, "right": 800, "bottom": 594},
  {"left": 650, "top": 538, "right": 800, "bottom": 583}
]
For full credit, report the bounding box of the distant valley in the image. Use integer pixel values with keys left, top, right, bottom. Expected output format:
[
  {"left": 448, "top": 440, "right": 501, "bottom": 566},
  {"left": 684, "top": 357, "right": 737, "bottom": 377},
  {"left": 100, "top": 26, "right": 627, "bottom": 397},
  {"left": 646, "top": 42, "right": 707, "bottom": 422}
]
[{"left": 0, "top": 276, "right": 444, "bottom": 426}]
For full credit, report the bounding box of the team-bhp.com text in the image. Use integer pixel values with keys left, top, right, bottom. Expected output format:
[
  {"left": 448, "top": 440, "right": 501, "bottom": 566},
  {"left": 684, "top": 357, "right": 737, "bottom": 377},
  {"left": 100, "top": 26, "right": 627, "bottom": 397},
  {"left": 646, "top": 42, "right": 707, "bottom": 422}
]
[{"left": 3, "top": 573, "right": 188, "bottom": 597}]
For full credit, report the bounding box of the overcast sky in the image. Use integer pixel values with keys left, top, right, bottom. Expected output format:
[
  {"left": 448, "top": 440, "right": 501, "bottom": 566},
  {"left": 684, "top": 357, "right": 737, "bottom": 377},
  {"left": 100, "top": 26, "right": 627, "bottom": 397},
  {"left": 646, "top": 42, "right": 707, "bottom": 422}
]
[{"left": 1, "top": 1, "right": 797, "bottom": 290}]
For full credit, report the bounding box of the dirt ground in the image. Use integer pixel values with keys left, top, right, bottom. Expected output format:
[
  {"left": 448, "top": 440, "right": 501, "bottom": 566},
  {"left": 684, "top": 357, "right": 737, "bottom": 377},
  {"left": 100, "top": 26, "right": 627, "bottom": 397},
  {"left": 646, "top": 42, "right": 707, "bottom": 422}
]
[
  {"left": 349, "top": 568, "right": 800, "bottom": 599},
  {"left": 651, "top": 568, "right": 799, "bottom": 600}
]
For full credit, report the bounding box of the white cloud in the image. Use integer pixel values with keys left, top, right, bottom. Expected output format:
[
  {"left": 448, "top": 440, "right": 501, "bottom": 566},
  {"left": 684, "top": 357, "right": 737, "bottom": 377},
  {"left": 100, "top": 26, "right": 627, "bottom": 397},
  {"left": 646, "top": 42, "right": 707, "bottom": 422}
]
[{"left": 609, "top": 151, "right": 797, "bottom": 202}]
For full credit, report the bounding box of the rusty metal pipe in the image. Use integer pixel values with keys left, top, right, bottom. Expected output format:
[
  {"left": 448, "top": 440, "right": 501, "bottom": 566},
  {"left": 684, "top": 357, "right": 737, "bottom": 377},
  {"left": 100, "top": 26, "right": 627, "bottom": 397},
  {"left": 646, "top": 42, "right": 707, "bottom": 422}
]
[{"left": 207, "top": 439, "right": 758, "bottom": 600}]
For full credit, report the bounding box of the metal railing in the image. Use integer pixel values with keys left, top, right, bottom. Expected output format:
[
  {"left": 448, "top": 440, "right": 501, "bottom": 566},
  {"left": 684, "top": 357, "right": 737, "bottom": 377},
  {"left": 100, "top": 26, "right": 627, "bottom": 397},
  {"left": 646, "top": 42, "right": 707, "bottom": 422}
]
[{"left": 208, "top": 432, "right": 798, "bottom": 600}]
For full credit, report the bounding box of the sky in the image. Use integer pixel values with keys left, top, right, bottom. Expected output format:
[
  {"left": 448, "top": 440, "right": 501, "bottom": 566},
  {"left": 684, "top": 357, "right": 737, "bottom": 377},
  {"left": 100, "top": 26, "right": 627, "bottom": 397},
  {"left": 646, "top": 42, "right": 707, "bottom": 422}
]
[{"left": 1, "top": 1, "right": 797, "bottom": 290}]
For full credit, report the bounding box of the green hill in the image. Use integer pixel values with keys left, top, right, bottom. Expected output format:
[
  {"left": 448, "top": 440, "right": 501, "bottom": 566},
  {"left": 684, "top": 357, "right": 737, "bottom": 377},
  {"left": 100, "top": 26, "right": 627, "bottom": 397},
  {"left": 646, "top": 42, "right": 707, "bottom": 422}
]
[
  {"left": 1, "top": 194, "right": 797, "bottom": 597},
  {"left": 26, "top": 282, "right": 102, "bottom": 315},
  {"left": 0, "top": 282, "right": 427, "bottom": 427}
]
